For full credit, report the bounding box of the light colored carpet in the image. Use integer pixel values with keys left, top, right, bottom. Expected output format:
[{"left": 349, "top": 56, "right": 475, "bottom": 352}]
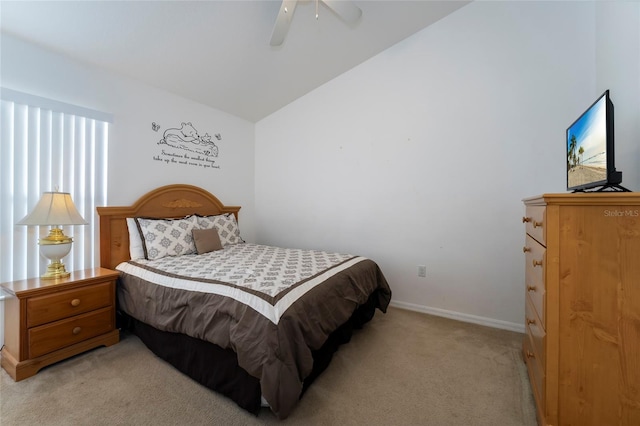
[{"left": 0, "top": 307, "right": 536, "bottom": 425}]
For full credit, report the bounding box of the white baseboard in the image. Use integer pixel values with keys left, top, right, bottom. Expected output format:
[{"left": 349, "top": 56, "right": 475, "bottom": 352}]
[{"left": 389, "top": 300, "right": 525, "bottom": 333}]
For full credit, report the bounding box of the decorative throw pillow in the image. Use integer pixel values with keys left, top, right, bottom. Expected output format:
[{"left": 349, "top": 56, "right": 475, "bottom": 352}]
[
  {"left": 196, "top": 213, "right": 244, "bottom": 246},
  {"left": 135, "top": 215, "right": 198, "bottom": 260},
  {"left": 192, "top": 228, "right": 223, "bottom": 254},
  {"left": 126, "top": 218, "right": 146, "bottom": 260}
]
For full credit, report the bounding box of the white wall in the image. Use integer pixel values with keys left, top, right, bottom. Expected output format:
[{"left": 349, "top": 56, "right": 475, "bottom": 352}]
[
  {"left": 1, "top": 34, "right": 257, "bottom": 242},
  {"left": 255, "top": 1, "right": 599, "bottom": 330},
  {"left": 596, "top": 1, "right": 640, "bottom": 191}
]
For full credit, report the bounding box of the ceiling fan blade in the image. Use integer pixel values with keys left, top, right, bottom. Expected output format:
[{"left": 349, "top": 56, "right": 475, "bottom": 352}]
[
  {"left": 321, "top": 0, "right": 362, "bottom": 23},
  {"left": 270, "top": 0, "right": 298, "bottom": 46}
]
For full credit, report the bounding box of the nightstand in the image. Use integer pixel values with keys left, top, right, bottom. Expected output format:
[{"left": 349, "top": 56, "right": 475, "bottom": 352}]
[{"left": 0, "top": 267, "right": 120, "bottom": 381}]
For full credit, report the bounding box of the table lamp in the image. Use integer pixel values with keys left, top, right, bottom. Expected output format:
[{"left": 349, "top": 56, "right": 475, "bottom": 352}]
[{"left": 17, "top": 191, "right": 88, "bottom": 279}]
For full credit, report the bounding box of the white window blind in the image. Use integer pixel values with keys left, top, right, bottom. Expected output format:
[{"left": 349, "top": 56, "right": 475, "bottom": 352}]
[{"left": 0, "top": 88, "right": 112, "bottom": 282}]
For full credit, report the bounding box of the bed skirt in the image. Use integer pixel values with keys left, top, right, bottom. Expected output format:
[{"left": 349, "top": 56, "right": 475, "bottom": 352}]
[{"left": 118, "top": 289, "right": 381, "bottom": 416}]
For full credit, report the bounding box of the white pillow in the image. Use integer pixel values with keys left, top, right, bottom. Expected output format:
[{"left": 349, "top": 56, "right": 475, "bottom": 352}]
[
  {"left": 196, "top": 213, "right": 244, "bottom": 246},
  {"left": 135, "top": 215, "right": 198, "bottom": 260},
  {"left": 126, "top": 218, "right": 146, "bottom": 260}
]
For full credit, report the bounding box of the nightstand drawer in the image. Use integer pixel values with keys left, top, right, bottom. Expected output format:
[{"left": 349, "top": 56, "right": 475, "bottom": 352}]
[
  {"left": 28, "top": 307, "right": 114, "bottom": 358},
  {"left": 27, "top": 281, "right": 113, "bottom": 327}
]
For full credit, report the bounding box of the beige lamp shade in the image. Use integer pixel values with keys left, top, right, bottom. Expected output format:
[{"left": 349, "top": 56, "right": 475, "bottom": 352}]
[
  {"left": 17, "top": 191, "right": 87, "bottom": 279},
  {"left": 17, "top": 192, "right": 88, "bottom": 226}
]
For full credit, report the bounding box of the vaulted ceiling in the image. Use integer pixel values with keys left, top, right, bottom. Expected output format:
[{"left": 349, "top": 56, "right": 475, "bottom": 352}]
[{"left": 0, "top": 1, "right": 470, "bottom": 122}]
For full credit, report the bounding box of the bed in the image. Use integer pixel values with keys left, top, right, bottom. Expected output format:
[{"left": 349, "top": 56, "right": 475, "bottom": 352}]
[{"left": 97, "top": 184, "right": 391, "bottom": 419}]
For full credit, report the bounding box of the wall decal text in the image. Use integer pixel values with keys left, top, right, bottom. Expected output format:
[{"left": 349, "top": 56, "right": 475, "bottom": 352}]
[{"left": 152, "top": 121, "right": 221, "bottom": 170}]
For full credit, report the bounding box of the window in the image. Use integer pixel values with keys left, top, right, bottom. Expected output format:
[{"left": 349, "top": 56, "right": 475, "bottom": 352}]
[{"left": 0, "top": 88, "right": 112, "bottom": 282}]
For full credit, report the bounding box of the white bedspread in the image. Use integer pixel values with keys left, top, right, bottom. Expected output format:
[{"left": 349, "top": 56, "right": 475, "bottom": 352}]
[{"left": 117, "top": 243, "right": 365, "bottom": 324}]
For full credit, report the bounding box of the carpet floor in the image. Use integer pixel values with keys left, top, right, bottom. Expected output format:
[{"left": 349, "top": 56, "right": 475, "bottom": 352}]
[{"left": 0, "top": 307, "right": 537, "bottom": 425}]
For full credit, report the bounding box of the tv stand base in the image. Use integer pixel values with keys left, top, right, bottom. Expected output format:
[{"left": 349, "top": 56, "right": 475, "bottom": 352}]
[{"left": 574, "top": 184, "right": 631, "bottom": 193}]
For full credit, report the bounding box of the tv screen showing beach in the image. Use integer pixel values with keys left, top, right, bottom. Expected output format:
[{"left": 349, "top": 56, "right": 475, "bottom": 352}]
[{"left": 567, "top": 95, "right": 607, "bottom": 189}]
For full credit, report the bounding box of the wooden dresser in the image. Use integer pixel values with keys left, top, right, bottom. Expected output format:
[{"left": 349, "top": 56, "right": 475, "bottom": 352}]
[
  {"left": 522, "top": 193, "right": 640, "bottom": 426},
  {"left": 1, "top": 268, "right": 120, "bottom": 381}
]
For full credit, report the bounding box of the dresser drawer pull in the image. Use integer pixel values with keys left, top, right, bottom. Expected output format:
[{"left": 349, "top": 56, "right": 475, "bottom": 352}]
[
  {"left": 523, "top": 246, "right": 531, "bottom": 253},
  {"left": 72, "top": 327, "right": 82, "bottom": 335},
  {"left": 526, "top": 318, "right": 536, "bottom": 325},
  {"left": 522, "top": 217, "right": 531, "bottom": 223},
  {"left": 527, "top": 285, "right": 537, "bottom": 292},
  {"left": 70, "top": 298, "right": 81, "bottom": 307},
  {"left": 532, "top": 259, "right": 543, "bottom": 267},
  {"left": 532, "top": 220, "right": 543, "bottom": 228},
  {"left": 526, "top": 351, "right": 535, "bottom": 359}
]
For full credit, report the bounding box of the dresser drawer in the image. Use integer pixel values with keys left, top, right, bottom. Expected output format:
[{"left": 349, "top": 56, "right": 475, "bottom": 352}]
[
  {"left": 27, "top": 281, "right": 113, "bottom": 328},
  {"left": 28, "top": 307, "right": 114, "bottom": 358},
  {"left": 525, "top": 294, "right": 546, "bottom": 369},
  {"left": 524, "top": 234, "right": 546, "bottom": 327},
  {"left": 524, "top": 332, "right": 545, "bottom": 410},
  {"left": 524, "top": 205, "right": 546, "bottom": 246}
]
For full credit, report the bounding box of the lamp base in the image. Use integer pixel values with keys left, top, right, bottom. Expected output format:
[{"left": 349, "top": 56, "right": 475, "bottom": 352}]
[
  {"left": 41, "top": 260, "right": 71, "bottom": 280},
  {"left": 39, "top": 228, "right": 73, "bottom": 280}
]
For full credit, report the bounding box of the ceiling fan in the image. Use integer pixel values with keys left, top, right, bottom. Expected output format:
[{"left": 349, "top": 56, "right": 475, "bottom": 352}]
[{"left": 270, "top": 0, "right": 363, "bottom": 46}]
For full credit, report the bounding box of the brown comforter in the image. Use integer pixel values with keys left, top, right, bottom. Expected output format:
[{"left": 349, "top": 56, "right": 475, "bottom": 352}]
[{"left": 116, "top": 246, "right": 391, "bottom": 419}]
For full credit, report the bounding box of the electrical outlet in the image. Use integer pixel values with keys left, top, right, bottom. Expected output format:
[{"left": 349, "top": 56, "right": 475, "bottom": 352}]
[{"left": 417, "top": 265, "right": 427, "bottom": 278}]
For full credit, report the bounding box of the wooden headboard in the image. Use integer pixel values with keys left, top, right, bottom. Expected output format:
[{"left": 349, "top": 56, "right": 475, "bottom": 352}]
[{"left": 97, "top": 184, "right": 241, "bottom": 270}]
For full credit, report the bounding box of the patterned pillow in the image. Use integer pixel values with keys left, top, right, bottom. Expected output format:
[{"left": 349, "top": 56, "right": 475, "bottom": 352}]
[
  {"left": 196, "top": 213, "right": 244, "bottom": 246},
  {"left": 135, "top": 215, "right": 198, "bottom": 260}
]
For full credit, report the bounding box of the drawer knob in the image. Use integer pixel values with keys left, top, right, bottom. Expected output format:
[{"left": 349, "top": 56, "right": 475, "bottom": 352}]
[
  {"left": 526, "top": 351, "right": 535, "bottom": 359},
  {"left": 533, "top": 220, "right": 543, "bottom": 228},
  {"left": 70, "top": 298, "right": 81, "bottom": 307},
  {"left": 522, "top": 217, "right": 531, "bottom": 223},
  {"left": 526, "top": 318, "right": 536, "bottom": 325},
  {"left": 532, "top": 259, "right": 543, "bottom": 267},
  {"left": 527, "top": 285, "right": 537, "bottom": 292},
  {"left": 522, "top": 246, "right": 531, "bottom": 253},
  {"left": 72, "top": 327, "right": 82, "bottom": 335}
]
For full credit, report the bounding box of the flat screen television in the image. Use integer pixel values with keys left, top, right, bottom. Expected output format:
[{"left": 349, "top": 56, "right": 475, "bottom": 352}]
[{"left": 566, "top": 90, "right": 628, "bottom": 192}]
